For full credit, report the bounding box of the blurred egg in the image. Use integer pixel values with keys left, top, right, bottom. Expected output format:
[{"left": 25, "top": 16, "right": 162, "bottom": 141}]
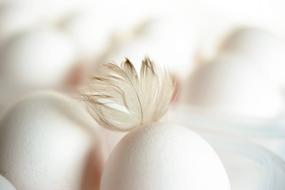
[
  {"left": 0, "top": 0, "right": 90, "bottom": 33},
  {"left": 184, "top": 54, "right": 284, "bottom": 118},
  {"left": 106, "top": 17, "right": 196, "bottom": 78},
  {"left": 63, "top": 12, "right": 111, "bottom": 60},
  {"left": 62, "top": 5, "right": 151, "bottom": 62},
  {"left": 0, "top": 3, "right": 42, "bottom": 42},
  {"left": 0, "top": 27, "right": 78, "bottom": 90},
  {"left": 0, "top": 175, "right": 16, "bottom": 190},
  {"left": 219, "top": 27, "right": 285, "bottom": 90},
  {"left": 101, "top": 123, "right": 230, "bottom": 190},
  {"left": 0, "top": 91, "right": 103, "bottom": 190},
  {"left": 29, "top": 0, "right": 87, "bottom": 23}
]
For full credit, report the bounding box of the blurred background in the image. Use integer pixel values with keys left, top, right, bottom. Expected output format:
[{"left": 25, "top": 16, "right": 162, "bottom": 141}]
[
  {"left": 0, "top": 0, "right": 285, "bottom": 92},
  {"left": 1, "top": 0, "right": 285, "bottom": 102},
  {"left": 1, "top": 0, "right": 285, "bottom": 189}
]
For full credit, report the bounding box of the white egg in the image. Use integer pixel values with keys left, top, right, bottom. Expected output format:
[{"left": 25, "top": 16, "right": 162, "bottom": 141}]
[
  {"left": 101, "top": 123, "right": 230, "bottom": 190},
  {"left": 0, "top": 3, "right": 42, "bottom": 42},
  {"left": 219, "top": 27, "right": 285, "bottom": 90},
  {"left": 99, "top": 127, "right": 126, "bottom": 161},
  {"left": 184, "top": 54, "right": 284, "bottom": 118},
  {"left": 0, "top": 91, "right": 103, "bottom": 190},
  {"left": 0, "top": 27, "right": 77, "bottom": 90},
  {"left": 0, "top": 175, "right": 16, "bottom": 190},
  {"left": 63, "top": 12, "right": 111, "bottom": 60},
  {"left": 106, "top": 17, "right": 196, "bottom": 78},
  {"left": 62, "top": 11, "right": 152, "bottom": 65},
  {"left": 62, "top": 5, "right": 145, "bottom": 57},
  {"left": 0, "top": 0, "right": 89, "bottom": 37},
  {"left": 28, "top": 0, "right": 86, "bottom": 23}
]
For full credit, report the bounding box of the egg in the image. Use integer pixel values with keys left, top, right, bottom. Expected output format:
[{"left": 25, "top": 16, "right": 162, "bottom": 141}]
[
  {"left": 0, "top": 3, "right": 42, "bottom": 42},
  {"left": 63, "top": 12, "right": 111, "bottom": 61},
  {"left": 0, "top": 0, "right": 89, "bottom": 41},
  {"left": 184, "top": 54, "right": 284, "bottom": 118},
  {"left": 27, "top": 0, "right": 87, "bottom": 23},
  {"left": 0, "top": 27, "right": 78, "bottom": 91},
  {"left": 62, "top": 6, "right": 147, "bottom": 61},
  {"left": 0, "top": 175, "right": 16, "bottom": 190},
  {"left": 101, "top": 123, "right": 230, "bottom": 190},
  {"left": 0, "top": 91, "right": 103, "bottom": 190},
  {"left": 99, "top": 127, "right": 126, "bottom": 161},
  {"left": 106, "top": 17, "right": 196, "bottom": 78},
  {"left": 219, "top": 27, "right": 285, "bottom": 90}
]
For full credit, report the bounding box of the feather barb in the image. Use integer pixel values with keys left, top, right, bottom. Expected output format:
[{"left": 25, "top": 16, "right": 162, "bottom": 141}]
[{"left": 82, "top": 58, "right": 174, "bottom": 131}]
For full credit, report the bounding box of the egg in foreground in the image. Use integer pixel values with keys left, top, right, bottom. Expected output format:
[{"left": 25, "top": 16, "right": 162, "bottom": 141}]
[{"left": 101, "top": 123, "right": 230, "bottom": 190}]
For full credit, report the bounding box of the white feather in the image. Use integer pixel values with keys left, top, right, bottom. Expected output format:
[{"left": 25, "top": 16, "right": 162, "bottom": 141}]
[{"left": 82, "top": 58, "right": 174, "bottom": 131}]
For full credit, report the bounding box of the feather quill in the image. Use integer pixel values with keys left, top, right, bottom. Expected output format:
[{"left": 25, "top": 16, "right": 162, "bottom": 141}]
[{"left": 82, "top": 58, "right": 174, "bottom": 131}]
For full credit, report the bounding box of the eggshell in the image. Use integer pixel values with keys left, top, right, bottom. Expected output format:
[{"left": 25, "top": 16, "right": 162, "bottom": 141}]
[
  {"left": 0, "top": 175, "right": 16, "bottom": 190},
  {"left": 0, "top": 91, "right": 103, "bottom": 190},
  {"left": 101, "top": 123, "right": 230, "bottom": 190},
  {"left": 0, "top": 3, "right": 42, "bottom": 42},
  {"left": 106, "top": 17, "right": 196, "bottom": 78},
  {"left": 0, "top": 0, "right": 88, "bottom": 38},
  {"left": 184, "top": 54, "right": 284, "bottom": 118},
  {"left": 27, "top": 0, "right": 86, "bottom": 23},
  {"left": 99, "top": 127, "right": 126, "bottom": 161},
  {"left": 64, "top": 12, "right": 111, "bottom": 61},
  {"left": 0, "top": 27, "right": 77, "bottom": 89},
  {"left": 219, "top": 27, "right": 285, "bottom": 89}
]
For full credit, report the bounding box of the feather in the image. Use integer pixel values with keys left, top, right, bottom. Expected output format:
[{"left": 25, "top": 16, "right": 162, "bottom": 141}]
[{"left": 82, "top": 58, "right": 174, "bottom": 131}]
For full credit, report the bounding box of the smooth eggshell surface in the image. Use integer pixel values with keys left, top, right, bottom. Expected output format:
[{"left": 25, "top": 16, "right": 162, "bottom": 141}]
[
  {"left": 63, "top": 12, "right": 111, "bottom": 60},
  {"left": 101, "top": 123, "right": 230, "bottom": 190},
  {"left": 219, "top": 27, "right": 285, "bottom": 89},
  {"left": 0, "top": 27, "right": 77, "bottom": 90},
  {"left": 0, "top": 3, "right": 41, "bottom": 42},
  {"left": 0, "top": 91, "right": 103, "bottom": 190},
  {"left": 0, "top": 175, "right": 16, "bottom": 190},
  {"left": 184, "top": 54, "right": 284, "bottom": 119},
  {"left": 0, "top": 0, "right": 90, "bottom": 41}
]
